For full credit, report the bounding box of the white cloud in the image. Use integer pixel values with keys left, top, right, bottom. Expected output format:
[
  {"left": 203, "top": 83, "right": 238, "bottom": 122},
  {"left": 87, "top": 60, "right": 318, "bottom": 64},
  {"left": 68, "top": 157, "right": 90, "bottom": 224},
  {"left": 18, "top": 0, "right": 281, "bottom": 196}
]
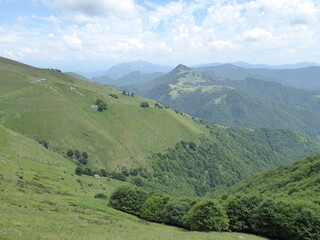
[
  {"left": 62, "top": 34, "right": 83, "bottom": 49},
  {"left": 241, "top": 28, "right": 273, "bottom": 42},
  {"left": 30, "top": 14, "right": 61, "bottom": 23},
  {"left": 45, "top": 0, "right": 140, "bottom": 18},
  {"left": 2, "top": 0, "right": 320, "bottom": 69},
  {"left": 209, "top": 40, "right": 233, "bottom": 50}
]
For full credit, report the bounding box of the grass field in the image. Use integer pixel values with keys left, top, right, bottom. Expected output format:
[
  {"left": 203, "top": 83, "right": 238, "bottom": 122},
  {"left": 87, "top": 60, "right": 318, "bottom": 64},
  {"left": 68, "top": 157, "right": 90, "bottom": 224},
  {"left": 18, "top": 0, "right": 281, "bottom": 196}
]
[
  {"left": 0, "top": 124, "right": 269, "bottom": 240},
  {"left": 0, "top": 57, "right": 205, "bottom": 171}
]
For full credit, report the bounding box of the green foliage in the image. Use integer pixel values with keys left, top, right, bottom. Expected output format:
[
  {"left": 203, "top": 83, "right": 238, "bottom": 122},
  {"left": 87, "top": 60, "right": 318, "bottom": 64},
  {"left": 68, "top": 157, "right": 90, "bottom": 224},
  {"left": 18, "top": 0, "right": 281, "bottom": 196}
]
[
  {"left": 162, "top": 198, "right": 193, "bottom": 228},
  {"left": 131, "top": 176, "right": 143, "bottom": 187},
  {"left": 75, "top": 167, "right": 83, "bottom": 176},
  {"left": 39, "top": 138, "right": 50, "bottom": 149},
  {"left": 110, "top": 171, "right": 127, "bottom": 182},
  {"left": 141, "top": 195, "right": 169, "bottom": 222},
  {"left": 66, "top": 149, "right": 74, "bottom": 157},
  {"left": 109, "top": 185, "right": 149, "bottom": 216},
  {"left": 184, "top": 199, "right": 229, "bottom": 232},
  {"left": 140, "top": 102, "right": 149, "bottom": 108},
  {"left": 95, "top": 99, "right": 107, "bottom": 112},
  {"left": 250, "top": 199, "right": 320, "bottom": 240},
  {"left": 108, "top": 93, "right": 118, "bottom": 99},
  {"left": 94, "top": 193, "right": 108, "bottom": 199},
  {"left": 99, "top": 169, "right": 108, "bottom": 177},
  {"left": 84, "top": 167, "right": 93, "bottom": 176},
  {"left": 229, "top": 154, "right": 320, "bottom": 201},
  {"left": 151, "top": 126, "right": 320, "bottom": 196},
  {"left": 225, "top": 195, "right": 263, "bottom": 232}
]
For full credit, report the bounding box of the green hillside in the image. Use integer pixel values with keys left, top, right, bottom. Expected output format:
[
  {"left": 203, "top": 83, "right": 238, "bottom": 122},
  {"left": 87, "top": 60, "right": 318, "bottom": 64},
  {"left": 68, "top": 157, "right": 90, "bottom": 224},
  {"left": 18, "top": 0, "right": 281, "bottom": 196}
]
[
  {"left": 228, "top": 153, "right": 320, "bottom": 202},
  {"left": 0, "top": 125, "right": 270, "bottom": 240},
  {"left": 1, "top": 56, "right": 320, "bottom": 196},
  {"left": 139, "top": 65, "right": 320, "bottom": 139},
  {"left": 0, "top": 57, "right": 202, "bottom": 171}
]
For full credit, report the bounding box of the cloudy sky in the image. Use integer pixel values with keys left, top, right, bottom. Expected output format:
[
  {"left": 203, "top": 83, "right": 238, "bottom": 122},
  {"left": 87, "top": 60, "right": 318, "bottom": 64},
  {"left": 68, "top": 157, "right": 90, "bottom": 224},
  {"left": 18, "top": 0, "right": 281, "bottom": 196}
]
[{"left": 1, "top": 0, "right": 320, "bottom": 71}]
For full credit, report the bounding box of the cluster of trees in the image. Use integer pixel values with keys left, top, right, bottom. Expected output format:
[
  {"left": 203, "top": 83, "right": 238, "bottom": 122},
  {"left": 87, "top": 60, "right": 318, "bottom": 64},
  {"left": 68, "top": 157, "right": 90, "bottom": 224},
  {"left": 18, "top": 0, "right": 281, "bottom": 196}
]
[
  {"left": 149, "top": 125, "right": 320, "bottom": 196},
  {"left": 122, "top": 90, "right": 134, "bottom": 97},
  {"left": 95, "top": 99, "right": 107, "bottom": 112},
  {"left": 109, "top": 185, "right": 320, "bottom": 240},
  {"left": 74, "top": 166, "right": 149, "bottom": 183},
  {"left": 67, "top": 149, "right": 88, "bottom": 165}
]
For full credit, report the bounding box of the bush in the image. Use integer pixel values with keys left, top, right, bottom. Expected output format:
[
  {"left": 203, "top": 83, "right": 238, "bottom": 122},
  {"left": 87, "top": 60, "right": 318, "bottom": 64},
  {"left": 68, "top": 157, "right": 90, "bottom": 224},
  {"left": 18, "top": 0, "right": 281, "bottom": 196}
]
[
  {"left": 110, "top": 171, "right": 127, "bottom": 181},
  {"left": 141, "top": 195, "right": 169, "bottom": 222},
  {"left": 226, "top": 195, "right": 263, "bottom": 232},
  {"left": 184, "top": 199, "right": 229, "bottom": 232},
  {"left": 131, "top": 176, "right": 143, "bottom": 187},
  {"left": 94, "top": 193, "right": 108, "bottom": 199},
  {"left": 140, "top": 102, "right": 149, "bottom": 108},
  {"left": 67, "top": 149, "right": 74, "bottom": 158},
  {"left": 75, "top": 167, "right": 83, "bottom": 176},
  {"left": 108, "top": 94, "right": 118, "bottom": 99},
  {"left": 100, "top": 169, "right": 109, "bottom": 177},
  {"left": 84, "top": 168, "right": 93, "bottom": 176},
  {"left": 109, "top": 185, "right": 149, "bottom": 216},
  {"left": 162, "top": 198, "right": 193, "bottom": 228},
  {"left": 130, "top": 168, "right": 139, "bottom": 176},
  {"left": 96, "top": 99, "right": 107, "bottom": 112}
]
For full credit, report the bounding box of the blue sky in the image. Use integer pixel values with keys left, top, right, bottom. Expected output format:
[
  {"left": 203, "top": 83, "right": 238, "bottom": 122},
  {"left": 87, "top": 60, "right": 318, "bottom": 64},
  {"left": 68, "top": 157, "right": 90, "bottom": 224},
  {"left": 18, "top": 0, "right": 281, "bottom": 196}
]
[{"left": 1, "top": 0, "right": 320, "bottom": 71}]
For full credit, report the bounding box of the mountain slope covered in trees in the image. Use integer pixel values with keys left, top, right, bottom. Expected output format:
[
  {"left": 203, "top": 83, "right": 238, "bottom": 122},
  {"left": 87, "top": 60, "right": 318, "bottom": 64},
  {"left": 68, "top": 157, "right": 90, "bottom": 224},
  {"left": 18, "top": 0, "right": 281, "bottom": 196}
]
[{"left": 137, "top": 65, "right": 320, "bottom": 139}]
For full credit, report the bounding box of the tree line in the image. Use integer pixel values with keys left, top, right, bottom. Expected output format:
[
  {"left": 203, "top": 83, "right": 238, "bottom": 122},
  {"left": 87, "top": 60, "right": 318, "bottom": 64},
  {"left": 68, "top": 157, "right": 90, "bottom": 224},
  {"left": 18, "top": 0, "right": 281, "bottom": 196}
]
[{"left": 108, "top": 185, "right": 320, "bottom": 240}]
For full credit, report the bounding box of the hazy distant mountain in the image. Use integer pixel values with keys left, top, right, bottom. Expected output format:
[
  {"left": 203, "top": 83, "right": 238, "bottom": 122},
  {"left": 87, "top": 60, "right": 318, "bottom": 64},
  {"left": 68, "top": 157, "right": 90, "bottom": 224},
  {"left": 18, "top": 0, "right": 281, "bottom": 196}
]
[
  {"left": 92, "top": 71, "right": 164, "bottom": 86},
  {"left": 195, "top": 64, "right": 320, "bottom": 90},
  {"left": 115, "top": 71, "right": 164, "bottom": 86},
  {"left": 103, "top": 60, "right": 173, "bottom": 80},
  {"left": 194, "top": 61, "right": 320, "bottom": 69},
  {"left": 75, "top": 70, "right": 106, "bottom": 78},
  {"left": 91, "top": 75, "right": 115, "bottom": 85},
  {"left": 138, "top": 64, "right": 320, "bottom": 139}
]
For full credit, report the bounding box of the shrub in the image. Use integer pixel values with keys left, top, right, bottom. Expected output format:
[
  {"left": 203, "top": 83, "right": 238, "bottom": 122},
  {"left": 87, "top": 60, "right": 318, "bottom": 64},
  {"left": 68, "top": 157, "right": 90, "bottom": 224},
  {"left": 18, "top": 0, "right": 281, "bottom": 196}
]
[
  {"left": 84, "top": 168, "right": 93, "bottom": 176},
  {"left": 131, "top": 176, "right": 143, "bottom": 187},
  {"left": 110, "top": 171, "right": 127, "bottom": 181},
  {"left": 108, "top": 94, "right": 118, "bottom": 99},
  {"left": 184, "top": 199, "right": 229, "bottom": 232},
  {"left": 140, "top": 102, "right": 149, "bottom": 108},
  {"left": 109, "top": 185, "right": 149, "bottom": 216},
  {"left": 96, "top": 99, "right": 107, "bottom": 112},
  {"left": 141, "top": 195, "right": 169, "bottom": 222},
  {"left": 226, "top": 195, "right": 263, "bottom": 232},
  {"left": 94, "top": 193, "right": 108, "bottom": 199},
  {"left": 162, "top": 198, "right": 193, "bottom": 228},
  {"left": 67, "top": 149, "right": 74, "bottom": 158},
  {"left": 130, "top": 168, "right": 139, "bottom": 176},
  {"left": 75, "top": 167, "right": 83, "bottom": 176},
  {"left": 100, "top": 169, "right": 109, "bottom": 177}
]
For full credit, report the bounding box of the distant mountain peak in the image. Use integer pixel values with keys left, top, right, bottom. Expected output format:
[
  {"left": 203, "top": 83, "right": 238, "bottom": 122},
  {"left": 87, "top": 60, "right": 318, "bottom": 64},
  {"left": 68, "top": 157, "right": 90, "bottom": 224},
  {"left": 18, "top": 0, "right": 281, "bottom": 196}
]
[{"left": 173, "top": 64, "right": 190, "bottom": 72}]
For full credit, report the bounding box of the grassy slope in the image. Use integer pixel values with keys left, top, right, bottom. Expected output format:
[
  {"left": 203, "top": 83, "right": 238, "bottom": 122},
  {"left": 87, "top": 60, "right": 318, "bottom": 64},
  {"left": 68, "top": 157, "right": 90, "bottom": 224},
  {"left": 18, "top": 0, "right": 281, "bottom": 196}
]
[
  {"left": 227, "top": 153, "right": 320, "bottom": 202},
  {"left": 0, "top": 57, "right": 203, "bottom": 170},
  {"left": 0, "top": 125, "right": 269, "bottom": 240}
]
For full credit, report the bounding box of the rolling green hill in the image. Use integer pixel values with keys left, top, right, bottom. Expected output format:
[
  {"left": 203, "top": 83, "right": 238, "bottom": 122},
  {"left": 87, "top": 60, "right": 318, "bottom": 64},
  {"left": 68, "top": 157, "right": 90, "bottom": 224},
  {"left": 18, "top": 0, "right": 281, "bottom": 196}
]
[
  {"left": 138, "top": 65, "right": 320, "bottom": 139},
  {"left": 0, "top": 57, "right": 203, "bottom": 172},
  {"left": 0, "top": 124, "right": 271, "bottom": 240},
  {"left": 1, "top": 56, "right": 320, "bottom": 196}
]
